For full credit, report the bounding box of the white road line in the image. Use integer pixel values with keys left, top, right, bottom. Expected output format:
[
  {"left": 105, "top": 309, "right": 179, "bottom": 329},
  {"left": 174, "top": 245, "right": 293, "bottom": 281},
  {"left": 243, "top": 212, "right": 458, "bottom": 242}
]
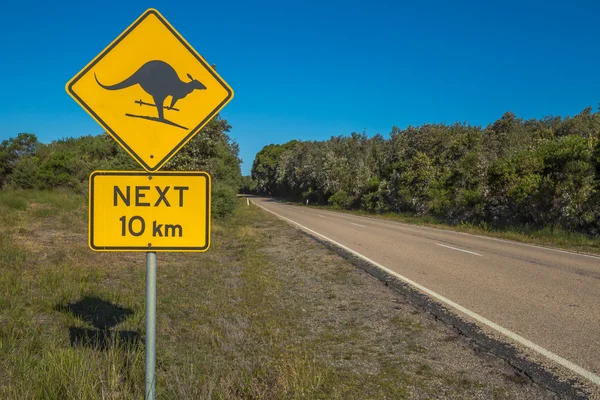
[
  {"left": 436, "top": 243, "right": 483, "bottom": 257},
  {"left": 276, "top": 202, "right": 600, "bottom": 260},
  {"left": 351, "top": 222, "right": 366, "bottom": 228},
  {"left": 251, "top": 199, "right": 600, "bottom": 386}
]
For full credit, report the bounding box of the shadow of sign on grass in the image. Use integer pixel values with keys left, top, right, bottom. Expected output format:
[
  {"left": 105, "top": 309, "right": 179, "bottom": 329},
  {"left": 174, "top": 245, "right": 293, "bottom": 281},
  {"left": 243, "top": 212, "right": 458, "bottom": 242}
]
[{"left": 56, "top": 296, "right": 141, "bottom": 350}]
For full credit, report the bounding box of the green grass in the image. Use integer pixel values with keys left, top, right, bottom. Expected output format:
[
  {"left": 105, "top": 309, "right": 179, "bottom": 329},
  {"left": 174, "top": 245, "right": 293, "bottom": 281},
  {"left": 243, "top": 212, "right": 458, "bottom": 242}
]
[
  {"left": 0, "top": 189, "right": 83, "bottom": 210},
  {"left": 0, "top": 191, "right": 28, "bottom": 210},
  {"left": 281, "top": 201, "right": 600, "bottom": 255},
  {"left": 0, "top": 190, "right": 559, "bottom": 399}
]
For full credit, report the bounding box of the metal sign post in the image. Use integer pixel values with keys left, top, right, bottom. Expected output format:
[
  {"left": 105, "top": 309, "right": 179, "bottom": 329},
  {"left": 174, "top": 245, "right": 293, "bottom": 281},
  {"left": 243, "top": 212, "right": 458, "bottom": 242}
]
[
  {"left": 145, "top": 252, "right": 157, "bottom": 400},
  {"left": 86, "top": 166, "right": 212, "bottom": 400},
  {"left": 66, "top": 8, "right": 233, "bottom": 398}
]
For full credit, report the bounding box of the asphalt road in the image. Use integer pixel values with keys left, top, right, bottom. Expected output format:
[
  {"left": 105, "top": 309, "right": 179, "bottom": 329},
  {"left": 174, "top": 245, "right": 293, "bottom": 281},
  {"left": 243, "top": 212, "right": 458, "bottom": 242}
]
[{"left": 250, "top": 197, "right": 600, "bottom": 388}]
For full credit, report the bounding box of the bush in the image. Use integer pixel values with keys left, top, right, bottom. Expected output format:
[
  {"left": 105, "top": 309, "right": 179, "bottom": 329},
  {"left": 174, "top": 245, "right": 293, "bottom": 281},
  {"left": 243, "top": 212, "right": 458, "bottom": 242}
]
[
  {"left": 251, "top": 106, "right": 600, "bottom": 236},
  {"left": 212, "top": 182, "right": 238, "bottom": 218},
  {"left": 2, "top": 115, "right": 243, "bottom": 218},
  {"left": 6, "top": 156, "right": 40, "bottom": 189},
  {"left": 328, "top": 189, "right": 352, "bottom": 209},
  {"left": 239, "top": 175, "right": 257, "bottom": 194}
]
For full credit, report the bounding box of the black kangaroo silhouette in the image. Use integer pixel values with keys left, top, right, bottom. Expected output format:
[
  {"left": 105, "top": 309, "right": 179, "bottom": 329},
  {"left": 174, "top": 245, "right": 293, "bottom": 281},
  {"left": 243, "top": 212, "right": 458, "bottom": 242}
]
[{"left": 94, "top": 60, "right": 206, "bottom": 123}]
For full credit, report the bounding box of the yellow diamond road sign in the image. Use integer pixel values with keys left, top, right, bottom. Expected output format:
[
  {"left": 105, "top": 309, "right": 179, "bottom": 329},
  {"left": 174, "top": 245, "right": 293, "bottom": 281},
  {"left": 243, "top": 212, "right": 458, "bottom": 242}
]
[{"left": 66, "top": 9, "right": 233, "bottom": 171}]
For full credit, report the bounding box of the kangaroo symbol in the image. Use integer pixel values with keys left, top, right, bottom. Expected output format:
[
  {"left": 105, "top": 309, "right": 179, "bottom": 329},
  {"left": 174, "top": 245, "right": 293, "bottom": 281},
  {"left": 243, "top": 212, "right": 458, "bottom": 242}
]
[{"left": 94, "top": 60, "right": 206, "bottom": 129}]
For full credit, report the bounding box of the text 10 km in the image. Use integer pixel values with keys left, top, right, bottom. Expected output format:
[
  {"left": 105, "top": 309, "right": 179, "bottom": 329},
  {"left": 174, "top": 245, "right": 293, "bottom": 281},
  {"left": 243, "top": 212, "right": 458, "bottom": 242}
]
[{"left": 119, "top": 216, "right": 182, "bottom": 237}]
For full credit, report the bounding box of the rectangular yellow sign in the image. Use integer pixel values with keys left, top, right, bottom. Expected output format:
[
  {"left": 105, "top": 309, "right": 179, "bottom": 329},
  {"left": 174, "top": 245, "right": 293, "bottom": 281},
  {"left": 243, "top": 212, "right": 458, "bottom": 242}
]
[{"left": 89, "top": 171, "right": 210, "bottom": 252}]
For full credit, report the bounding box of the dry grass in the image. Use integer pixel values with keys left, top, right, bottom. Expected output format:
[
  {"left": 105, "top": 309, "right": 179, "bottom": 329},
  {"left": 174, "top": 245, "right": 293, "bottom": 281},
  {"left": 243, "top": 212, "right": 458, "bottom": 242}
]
[{"left": 0, "top": 190, "right": 568, "bottom": 399}]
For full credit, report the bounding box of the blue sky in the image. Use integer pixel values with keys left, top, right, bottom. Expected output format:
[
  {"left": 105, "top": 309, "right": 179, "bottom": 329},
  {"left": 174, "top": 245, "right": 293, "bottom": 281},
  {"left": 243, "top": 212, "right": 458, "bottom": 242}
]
[{"left": 1, "top": 0, "right": 599, "bottom": 175}]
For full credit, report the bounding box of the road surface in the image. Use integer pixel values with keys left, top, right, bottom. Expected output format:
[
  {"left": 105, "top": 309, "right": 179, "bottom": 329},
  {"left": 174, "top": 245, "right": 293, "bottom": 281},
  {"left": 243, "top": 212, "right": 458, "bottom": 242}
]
[{"left": 251, "top": 197, "right": 600, "bottom": 388}]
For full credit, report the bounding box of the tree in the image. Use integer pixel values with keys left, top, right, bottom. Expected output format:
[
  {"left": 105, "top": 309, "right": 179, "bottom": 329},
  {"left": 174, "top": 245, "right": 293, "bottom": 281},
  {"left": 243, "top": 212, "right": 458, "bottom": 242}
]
[
  {"left": 249, "top": 106, "right": 600, "bottom": 235},
  {"left": 0, "top": 133, "right": 39, "bottom": 188},
  {"left": 1, "top": 116, "right": 243, "bottom": 218}
]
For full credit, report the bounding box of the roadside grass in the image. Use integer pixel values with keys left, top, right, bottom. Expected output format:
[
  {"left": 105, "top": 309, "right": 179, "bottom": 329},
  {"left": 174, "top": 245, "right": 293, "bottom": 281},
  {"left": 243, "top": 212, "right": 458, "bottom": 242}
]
[
  {"left": 278, "top": 200, "right": 600, "bottom": 255},
  {"left": 0, "top": 190, "right": 561, "bottom": 399},
  {"left": 0, "top": 189, "right": 84, "bottom": 211}
]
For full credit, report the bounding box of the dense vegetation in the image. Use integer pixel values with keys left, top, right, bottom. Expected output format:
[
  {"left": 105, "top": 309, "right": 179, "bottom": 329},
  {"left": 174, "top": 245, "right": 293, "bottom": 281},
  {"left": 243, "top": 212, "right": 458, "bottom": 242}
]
[
  {"left": 0, "top": 116, "right": 242, "bottom": 217},
  {"left": 252, "top": 107, "right": 600, "bottom": 236}
]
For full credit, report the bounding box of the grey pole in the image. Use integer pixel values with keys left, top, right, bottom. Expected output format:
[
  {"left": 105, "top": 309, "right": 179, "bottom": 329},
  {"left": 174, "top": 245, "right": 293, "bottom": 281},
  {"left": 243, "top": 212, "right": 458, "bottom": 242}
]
[{"left": 145, "top": 252, "right": 157, "bottom": 400}]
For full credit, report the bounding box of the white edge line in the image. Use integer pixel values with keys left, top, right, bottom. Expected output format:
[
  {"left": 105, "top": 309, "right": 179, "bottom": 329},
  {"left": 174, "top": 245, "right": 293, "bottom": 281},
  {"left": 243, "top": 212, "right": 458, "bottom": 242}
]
[
  {"left": 351, "top": 222, "right": 367, "bottom": 228},
  {"left": 273, "top": 200, "right": 600, "bottom": 260},
  {"left": 436, "top": 243, "right": 483, "bottom": 257},
  {"left": 251, "top": 199, "right": 600, "bottom": 386}
]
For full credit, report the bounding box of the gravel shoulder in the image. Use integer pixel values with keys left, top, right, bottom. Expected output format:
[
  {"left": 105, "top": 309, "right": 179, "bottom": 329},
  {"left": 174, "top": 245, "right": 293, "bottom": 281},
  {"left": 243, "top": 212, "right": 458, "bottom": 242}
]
[{"left": 249, "top": 203, "right": 591, "bottom": 399}]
